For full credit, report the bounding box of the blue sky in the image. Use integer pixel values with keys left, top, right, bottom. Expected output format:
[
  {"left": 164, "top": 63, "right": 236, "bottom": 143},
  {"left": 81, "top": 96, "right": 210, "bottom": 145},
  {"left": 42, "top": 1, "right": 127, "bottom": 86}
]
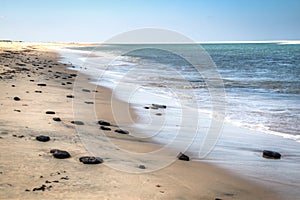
[{"left": 1, "top": 0, "right": 299, "bottom": 42}]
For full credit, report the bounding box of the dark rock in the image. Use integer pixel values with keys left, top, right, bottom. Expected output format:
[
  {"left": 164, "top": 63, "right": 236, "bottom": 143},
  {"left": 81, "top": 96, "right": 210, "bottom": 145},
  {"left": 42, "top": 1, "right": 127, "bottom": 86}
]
[
  {"left": 50, "top": 149, "right": 59, "bottom": 153},
  {"left": 25, "top": 189, "right": 30, "bottom": 192},
  {"left": 152, "top": 104, "right": 167, "bottom": 109},
  {"left": 98, "top": 120, "right": 111, "bottom": 126},
  {"left": 45, "top": 111, "right": 55, "bottom": 114},
  {"left": 82, "top": 89, "right": 91, "bottom": 92},
  {"left": 53, "top": 117, "right": 61, "bottom": 122},
  {"left": 50, "top": 149, "right": 71, "bottom": 159},
  {"left": 13, "top": 135, "right": 25, "bottom": 138},
  {"left": 13, "top": 96, "right": 21, "bottom": 101},
  {"left": 71, "top": 121, "right": 84, "bottom": 125},
  {"left": 36, "top": 135, "right": 50, "bottom": 142},
  {"left": 66, "top": 95, "right": 74, "bottom": 98},
  {"left": 144, "top": 106, "right": 150, "bottom": 109},
  {"left": 32, "top": 184, "right": 46, "bottom": 191},
  {"left": 100, "top": 126, "right": 111, "bottom": 131},
  {"left": 37, "top": 83, "right": 47, "bottom": 86},
  {"left": 215, "top": 198, "right": 222, "bottom": 200},
  {"left": 79, "top": 156, "right": 103, "bottom": 164},
  {"left": 177, "top": 152, "right": 190, "bottom": 161},
  {"left": 14, "top": 109, "right": 21, "bottom": 112},
  {"left": 115, "top": 129, "right": 129, "bottom": 135},
  {"left": 61, "top": 176, "right": 69, "bottom": 180},
  {"left": 66, "top": 82, "right": 72, "bottom": 84},
  {"left": 84, "top": 101, "right": 94, "bottom": 104},
  {"left": 155, "top": 113, "right": 162, "bottom": 116},
  {"left": 35, "top": 90, "right": 42, "bottom": 93},
  {"left": 262, "top": 150, "right": 281, "bottom": 159},
  {"left": 61, "top": 83, "right": 66, "bottom": 85},
  {"left": 11, "top": 85, "right": 15, "bottom": 87},
  {"left": 138, "top": 165, "right": 146, "bottom": 169}
]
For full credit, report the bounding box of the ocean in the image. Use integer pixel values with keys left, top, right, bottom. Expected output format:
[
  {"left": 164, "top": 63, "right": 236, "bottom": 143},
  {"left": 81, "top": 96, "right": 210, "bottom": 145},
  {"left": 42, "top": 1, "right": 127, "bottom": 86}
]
[
  {"left": 63, "top": 43, "right": 300, "bottom": 141},
  {"left": 56, "top": 43, "right": 300, "bottom": 197}
]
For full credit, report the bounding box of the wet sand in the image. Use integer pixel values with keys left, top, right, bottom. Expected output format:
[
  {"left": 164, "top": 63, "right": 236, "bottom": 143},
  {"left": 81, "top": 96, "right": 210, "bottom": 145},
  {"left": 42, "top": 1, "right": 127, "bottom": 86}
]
[{"left": 0, "top": 42, "right": 279, "bottom": 199}]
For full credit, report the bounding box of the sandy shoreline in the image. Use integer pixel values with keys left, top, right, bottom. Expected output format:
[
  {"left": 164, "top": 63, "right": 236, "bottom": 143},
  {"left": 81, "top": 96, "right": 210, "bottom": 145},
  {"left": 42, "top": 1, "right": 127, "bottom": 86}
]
[{"left": 0, "top": 42, "right": 279, "bottom": 199}]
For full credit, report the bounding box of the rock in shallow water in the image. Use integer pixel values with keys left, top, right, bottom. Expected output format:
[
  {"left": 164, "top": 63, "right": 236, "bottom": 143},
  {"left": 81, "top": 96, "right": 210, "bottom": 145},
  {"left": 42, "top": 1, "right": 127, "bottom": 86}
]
[
  {"left": 71, "top": 120, "right": 84, "bottom": 125},
  {"left": 36, "top": 135, "right": 50, "bottom": 142},
  {"left": 98, "top": 120, "right": 111, "bottom": 126},
  {"left": 79, "top": 156, "right": 103, "bottom": 164},
  {"left": 262, "top": 150, "right": 281, "bottom": 159},
  {"left": 50, "top": 149, "right": 71, "bottom": 159},
  {"left": 100, "top": 126, "right": 111, "bottom": 131},
  {"left": 152, "top": 104, "right": 167, "bottom": 109},
  {"left": 177, "top": 152, "right": 190, "bottom": 161},
  {"left": 115, "top": 129, "right": 129, "bottom": 134}
]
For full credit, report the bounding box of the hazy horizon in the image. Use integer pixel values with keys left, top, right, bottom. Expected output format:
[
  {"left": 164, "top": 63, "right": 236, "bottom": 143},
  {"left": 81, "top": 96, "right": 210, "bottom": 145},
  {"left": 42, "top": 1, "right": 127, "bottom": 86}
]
[{"left": 1, "top": 0, "right": 300, "bottom": 42}]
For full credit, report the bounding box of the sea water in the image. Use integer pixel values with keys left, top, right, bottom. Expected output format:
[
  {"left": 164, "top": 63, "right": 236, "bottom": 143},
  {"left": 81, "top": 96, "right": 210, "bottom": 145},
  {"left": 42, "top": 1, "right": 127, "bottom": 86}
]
[{"left": 56, "top": 43, "right": 300, "bottom": 197}]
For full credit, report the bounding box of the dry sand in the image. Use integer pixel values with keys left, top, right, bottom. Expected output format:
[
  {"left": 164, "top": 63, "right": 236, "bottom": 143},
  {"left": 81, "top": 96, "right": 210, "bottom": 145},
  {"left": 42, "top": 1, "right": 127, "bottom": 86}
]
[{"left": 0, "top": 42, "right": 279, "bottom": 199}]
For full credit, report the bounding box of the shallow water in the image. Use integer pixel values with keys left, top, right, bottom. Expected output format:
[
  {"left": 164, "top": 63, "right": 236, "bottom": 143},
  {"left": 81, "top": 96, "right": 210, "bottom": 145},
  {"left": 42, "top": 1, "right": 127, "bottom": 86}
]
[{"left": 56, "top": 43, "right": 300, "bottom": 198}]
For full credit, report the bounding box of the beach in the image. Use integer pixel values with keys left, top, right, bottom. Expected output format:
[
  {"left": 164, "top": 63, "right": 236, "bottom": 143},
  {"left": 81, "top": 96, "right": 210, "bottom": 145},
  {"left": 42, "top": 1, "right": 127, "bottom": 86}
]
[{"left": 0, "top": 42, "right": 282, "bottom": 199}]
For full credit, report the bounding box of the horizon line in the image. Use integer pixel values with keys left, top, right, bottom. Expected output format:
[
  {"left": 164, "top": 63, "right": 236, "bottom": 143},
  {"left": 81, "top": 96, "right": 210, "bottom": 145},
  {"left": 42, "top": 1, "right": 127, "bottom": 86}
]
[{"left": 1, "top": 39, "right": 300, "bottom": 45}]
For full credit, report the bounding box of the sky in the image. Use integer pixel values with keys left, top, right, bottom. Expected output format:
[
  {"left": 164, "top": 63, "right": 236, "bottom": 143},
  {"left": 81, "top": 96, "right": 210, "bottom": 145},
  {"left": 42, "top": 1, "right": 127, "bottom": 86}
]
[{"left": 1, "top": 0, "right": 300, "bottom": 42}]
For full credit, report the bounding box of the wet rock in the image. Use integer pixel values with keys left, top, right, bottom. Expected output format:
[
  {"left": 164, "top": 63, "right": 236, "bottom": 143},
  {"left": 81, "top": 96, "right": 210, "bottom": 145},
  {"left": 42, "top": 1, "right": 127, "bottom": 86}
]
[
  {"left": 36, "top": 135, "right": 50, "bottom": 142},
  {"left": 100, "top": 126, "right": 111, "bottom": 131},
  {"left": 71, "top": 121, "right": 84, "bottom": 125},
  {"left": 13, "top": 96, "right": 21, "bottom": 101},
  {"left": 45, "top": 111, "right": 55, "bottom": 114},
  {"left": 13, "top": 134, "right": 24, "bottom": 138},
  {"left": 79, "top": 156, "right": 103, "bottom": 164},
  {"left": 82, "top": 89, "right": 91, "bottom": 92},
  {"left": 37, "top": 83, "right": 47, "bottom": 86},
  {"left": 152, "top": 104, "right": 167, "bottom": 109},
  {"left": 115, "top": 129, "right": 129, "bottom": 135},
  {"left": 53, "top": 117, "right": 61, "bottom": 122},
  {"left": 177, "top": 152, "right": 190, "bottom": 161},
  {"left": 138, "top": 164, "right": 146, "bottom": 169},
  {"left": 98, "top": 120, "right": 111, "bottom": 126},
  {"left": 262, "top": 150, "right": 281, "bottom": 159},
  {"left": 50, "top": 149, "right": 71, "bottom": 159}
]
